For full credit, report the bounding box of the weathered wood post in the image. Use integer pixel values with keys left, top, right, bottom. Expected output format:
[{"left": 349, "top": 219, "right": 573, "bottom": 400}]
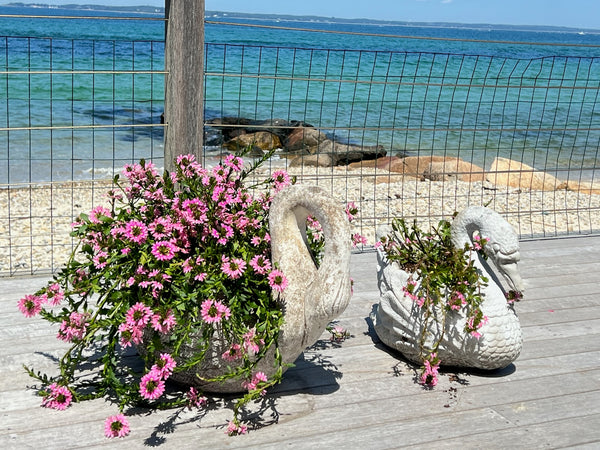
[{"left": 164, "top": 0, "right": 205, "bottom": 171}]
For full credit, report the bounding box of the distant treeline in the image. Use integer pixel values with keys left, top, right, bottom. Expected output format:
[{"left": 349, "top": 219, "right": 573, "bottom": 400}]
[{"left": 5, "top": 3, "right": 164, "bottom": 14}]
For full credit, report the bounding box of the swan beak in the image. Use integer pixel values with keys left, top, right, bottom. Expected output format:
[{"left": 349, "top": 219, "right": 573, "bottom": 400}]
[{"left": 499, "top": 261, "right": 524, "bottom": 292}]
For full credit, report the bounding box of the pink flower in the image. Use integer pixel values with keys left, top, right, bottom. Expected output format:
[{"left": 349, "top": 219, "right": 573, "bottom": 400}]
[
  {"left": 92, "top": 250, "right": 109, "bottom": 270},
  {"left": 222, "top": 343, "right": 243, "bottom": 361},
  {"left": 186, "top": 387, "right": 207, "bottom": 410},
  {"left": 17, "top": 294, "right": 42, "bottom": 317},
  {"left": 242, "top": 328, "right": 264, "bottom": 356},
  {"left": 139, "top": 371, "right": 165, "bottom": 400},
  {"left": 448, "top": 291, "right": 466, "bottom": 311},
  {"left": 118, "top": 322, "right": 144, "bottom": 348},
  {"left": 223, "top": 154, "right": 244, "bottom": 171},
  {"left": 420, "top": 353, "right": 440, "bottom": 387},
  {"left": 271, "top": 170, "right": 291, "bottom": 192},
  {"left": 151, "top": 353, "right": 177, "bottom": 379},
  {"left": 89, "top": 205, "right": 112, "bottom": 224},
  {"left": 242, "top": 371, "right": 268, "bottom": 391},
  {"left": 200, "top": 299, "right": 231, "bottom": 324},
  {"left": 125, "top": 302, "right": 153, "bottom": 328},
  {"left": 104, "top": 413, "right": 130, "bottom": 438},
  {"left": 268, "top": 269, "right": 288, "bottom": 293},
  {"left": 44, "top": 283, "right": 64, "bottom": 306},
  {"left": 226, "top": 421, "right": 248, "bottom": 436},
  {"left": 249, "top": 254, "right": 271, "bottom": 275},
  {"left": 124, "top": 220, "right": 148, "bottom": 244},
  {"left": 41, "top": 383, "right": 72, "bottom": 410},
  {"left": 151, "top": 240, "right": 178, "bottom": 261},
  {"left": 345, "top": 202, "right": 358, "bottom": 222},
  {"left": 57, "top": 311, "right": 89, "bottom": 342},
  {"left": 151, "top": 310, "right": 176, "bottom": 334},
  {"left": 351, "top": 233, "right": 367, "bottom": 247},
  {"left": 221, "top": 256, "right": 246, "bottom": 279}
]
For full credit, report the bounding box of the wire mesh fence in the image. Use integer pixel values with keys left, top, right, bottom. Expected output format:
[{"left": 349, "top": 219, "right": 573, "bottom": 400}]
[
  {"left": 1, "top": 13, "right": 600, "bottom": 276},
  {"left": 205, "top": 43, "right": 600, "bottom": 246},
  {"left": 0, "top": 19, "right": 165, "bottom": 275}
]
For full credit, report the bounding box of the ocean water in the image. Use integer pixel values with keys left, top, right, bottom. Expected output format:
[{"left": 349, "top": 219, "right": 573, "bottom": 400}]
[{"left": 1, "top": 5, "right": 600, "bottom": 183}]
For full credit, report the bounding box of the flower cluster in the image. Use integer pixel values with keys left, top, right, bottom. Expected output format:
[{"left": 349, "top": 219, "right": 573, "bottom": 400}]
[
  {"left": 20, "top": 152, "right": 296, "bottom": 438},
  {"left": 379, "top": 216, "right": 507, "bottom": 387}
]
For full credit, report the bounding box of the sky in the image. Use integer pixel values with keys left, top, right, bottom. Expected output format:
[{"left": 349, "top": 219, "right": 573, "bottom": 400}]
[{"left": 7, "top": 0, "right": 600, "bottom": 30}]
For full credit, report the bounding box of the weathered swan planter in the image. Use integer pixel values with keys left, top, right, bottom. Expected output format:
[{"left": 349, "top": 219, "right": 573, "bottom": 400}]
[
  {"left": 170, "top": 184, "right": 353, "bottom": 392},
  {"left": 372, "top": 206, "right": 524, "bottom": 370}
]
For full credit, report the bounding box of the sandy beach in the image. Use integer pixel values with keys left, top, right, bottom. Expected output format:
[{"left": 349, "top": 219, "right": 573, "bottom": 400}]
[{"left": 1, "top": 165, "right": 599, "bottom": 276}]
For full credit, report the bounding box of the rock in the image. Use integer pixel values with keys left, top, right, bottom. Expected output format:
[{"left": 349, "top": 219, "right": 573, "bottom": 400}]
[
  {"left": 247, "top": 118, "right": 312, "bottom": 141},
  {"left": 348, "top": 156, "right": 402, "bottom": 170},
  {"left": 206, "top": 117, "right": 252, "bottom": 141},
  {"left": 224, "top": 131, "right": 282, "bottom": 152},
  {"left": 559, "top": 180, "right": 600, "bottom": 195},
  {"left": 289, "top": 153, "right": 335, "bottom": 168},
  {"left": 423, "top": 160, "right": 486, "bottom": 182},
  {"left": 487, "top": 157, "right": 562, "bottom": 191},
  {"left": 284, "top": 127, "right": 328, "bottom": 153},
  {"left": 303, "top": 139, "right": 386, "bottom": 166}
]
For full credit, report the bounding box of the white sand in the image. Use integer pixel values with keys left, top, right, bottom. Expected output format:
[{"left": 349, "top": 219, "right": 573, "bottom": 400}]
[{"left": 2, "top": 166, "right": 599, "bottom": 275}]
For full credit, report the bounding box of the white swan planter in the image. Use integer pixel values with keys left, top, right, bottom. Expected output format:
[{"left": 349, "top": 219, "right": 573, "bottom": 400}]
[
  {"left": 169, "top": 184, "right": 352, "bottom": 393},
  {"left": 372, "top": 206, "right": 524, "bottom": 370}
]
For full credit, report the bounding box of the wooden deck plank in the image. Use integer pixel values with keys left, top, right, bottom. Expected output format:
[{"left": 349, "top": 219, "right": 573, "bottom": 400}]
[{"left": 1, "top": 236, "right": 599, "bottom": 448}]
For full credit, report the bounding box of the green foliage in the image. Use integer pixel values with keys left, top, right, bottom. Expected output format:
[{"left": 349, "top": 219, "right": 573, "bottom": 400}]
[{"left": 379, "top": 216, "right": 490, "bottom": 378}]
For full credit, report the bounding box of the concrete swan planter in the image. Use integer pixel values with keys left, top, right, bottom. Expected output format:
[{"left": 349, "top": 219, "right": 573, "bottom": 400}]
[
  {"left": 372, "top": 207, "right": 524, "bottom": 370},
  {"left": 168, "top": 184, "right": 353, "bottom": 392}
]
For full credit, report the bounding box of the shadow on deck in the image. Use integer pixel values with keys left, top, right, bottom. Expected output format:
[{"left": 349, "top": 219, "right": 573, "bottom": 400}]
[{"left": 1, "top": 237, "right": 600, "bottom": 449}]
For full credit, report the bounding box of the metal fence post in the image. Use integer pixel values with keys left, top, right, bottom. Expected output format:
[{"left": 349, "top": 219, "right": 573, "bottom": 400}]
[{"left": 164, "top": 0, "right": 205, "bottom": 171}]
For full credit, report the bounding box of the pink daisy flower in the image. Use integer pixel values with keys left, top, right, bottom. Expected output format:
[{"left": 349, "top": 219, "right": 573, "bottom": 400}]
[
  {"left": 200, "top": 299, "right": 231, "bottom": 324},
  {"left": 226, "top": 421, "right": 248, "bottom": 436},
  {"left": 44, "top": 283, "right": 65, "bottom": 306},
  {"left": 222, "top": 343, "right": 243, "bottom": 361},
  {"left": 92, "top": 250, "right": 109, "bottom": 270},
  {"left": 41, "top": 383, "right": 72, "bottom": 410},
  {"left": 118, "top": 322, "right": 145, "bottom": 348},
  {"left": 151, "top": 353, "right": 177, "bottom": 379},
  {"left": 104, "top": 413, "right": 130, "bottom": 438},
  {"left": 17, "top": 294, "right": 43, "bottom": 317},
  {"left": 151, "top": 240, "right": 178, "bottom": 261},
  {"left": 89, "top": 205, "right": 112, "bottom": 224},
  {"left": 249, "top": 254, "right": 271, "bottom": 275},
  {"left": 139, "top": 371, "right": 165, "bottom": 400},
  {"left": 268, "top": 269, "right": 288, "bottom": 293},
  {"left": 186, "top": 387, "right": 208, "bottom": 410},
  {"left": 223, "top": 154, "right": 244, "bottom": 171},
  {"left": 149, "top": 217, "right": 173, "bottom": 239},
  {"left": 151, "top": 310, "right": 176, "bottom": 334},
  {"left": 221, "top": 256, "right": 246, "bottom": 279},
  {"left": 125, "top": 302, "right": 153, "bottom": 328},
  {"left": 271, "top": 169, "right": 291, "bottom": 192},
  {"left": 345, "top": 202, "right": 358, "bottom": 222},
  {"left": 420, "top": 355, "right": 440, "bottom": 387},
  {"left": 124, "top": 220, "right": 148, "bottom": 244},
  {"left": 57, "top": 311, "right": 89, "bottom": 342},
  {"left": 242, "top": 328, "right": 264, "bottom": 356},
  {"left": 351, "top": 233, "right": 368, "bottom": 248}
]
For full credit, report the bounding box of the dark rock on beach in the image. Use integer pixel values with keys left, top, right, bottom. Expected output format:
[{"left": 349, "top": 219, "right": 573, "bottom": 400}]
[{"left": 204, "top": 116, "right": 387, "bottom": 167}]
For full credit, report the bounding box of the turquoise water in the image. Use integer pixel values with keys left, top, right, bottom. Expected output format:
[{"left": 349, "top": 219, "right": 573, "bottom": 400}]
[{"left": 1, "top": 6, "right": 600, "bottom": 183}]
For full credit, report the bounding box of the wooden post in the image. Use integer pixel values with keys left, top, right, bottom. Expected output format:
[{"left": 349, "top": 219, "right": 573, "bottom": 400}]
[{"left": 164, "top": 0, "right": 205, "bottom": 171}]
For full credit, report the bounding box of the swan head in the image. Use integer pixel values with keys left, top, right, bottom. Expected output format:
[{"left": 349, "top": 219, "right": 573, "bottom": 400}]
[
  {"left": 483, "top": 239, "right": 524, "bottom": 292},
  {"left": 453, "top": 206, "right": 524, "bottom": 293}
]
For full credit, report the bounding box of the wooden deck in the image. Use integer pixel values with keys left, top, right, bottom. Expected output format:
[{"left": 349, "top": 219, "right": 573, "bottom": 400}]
[{"left": 1, "top": 236, "right": 600, "bottom": 449}]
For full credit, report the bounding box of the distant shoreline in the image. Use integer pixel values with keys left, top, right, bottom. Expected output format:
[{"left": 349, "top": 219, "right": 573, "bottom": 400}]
[
  {"left": 2, "top": 3, "right": 164, "bottom": 15},
  {"left": 3, "top": 4, "right": 598, "bottom": 33}
]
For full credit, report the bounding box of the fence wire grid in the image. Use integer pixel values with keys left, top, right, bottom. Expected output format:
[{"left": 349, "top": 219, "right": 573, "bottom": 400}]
[{"left": 1, "top": 14, "right": 600, "bottom": 276}]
